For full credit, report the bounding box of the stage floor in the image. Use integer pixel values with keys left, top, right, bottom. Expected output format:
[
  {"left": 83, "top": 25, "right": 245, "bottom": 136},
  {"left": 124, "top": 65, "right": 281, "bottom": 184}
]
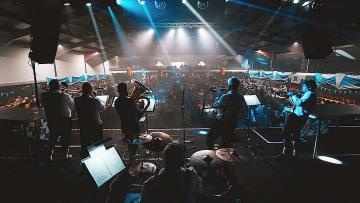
[{"left": 1, "top": 128, "right": 360, "bottom": 203}]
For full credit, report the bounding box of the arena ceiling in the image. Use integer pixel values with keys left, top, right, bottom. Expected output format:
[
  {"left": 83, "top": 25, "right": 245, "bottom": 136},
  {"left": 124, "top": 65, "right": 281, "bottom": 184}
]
[{"left": 0, "top": 0, "right": 359, "bottom": 69}]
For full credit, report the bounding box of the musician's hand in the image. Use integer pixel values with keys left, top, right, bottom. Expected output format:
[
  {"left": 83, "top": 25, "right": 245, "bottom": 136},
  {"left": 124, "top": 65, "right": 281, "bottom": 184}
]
[
  {"left": 137, "top": 100, "right": 145, "bottom": 110},
  {"left": 287, "top": 91, "right": 295, "bottom": 97}
]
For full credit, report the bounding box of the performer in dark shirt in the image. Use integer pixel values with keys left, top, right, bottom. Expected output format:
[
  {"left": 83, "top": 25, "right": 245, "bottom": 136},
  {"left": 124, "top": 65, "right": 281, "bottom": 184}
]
[
  {"left": 207, "top": 77, "right": 246, "bottom": 149},
  {"left": 114, "top": 83, "right": 142, "bottom": 165},
  {"left": 281, "top": 80, "right": 317, "bottom": 157},
  {"left": 141, "top": 142, "right": 202, "bottom": 203},
  {"left": 74, "top": 82, "right": 106, "bottom": 158},
  {"left": 41, "top": 79, "right": 74, "bottom": 161}
]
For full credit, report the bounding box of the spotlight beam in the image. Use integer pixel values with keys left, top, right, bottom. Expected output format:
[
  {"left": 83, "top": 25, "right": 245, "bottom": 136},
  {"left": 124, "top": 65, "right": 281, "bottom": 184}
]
[
  {"left": 142, "top": 5, "right": 172, "bottom": 63},
  {"left": 257, "top": 6, "right": 281, "bottom": 38},
  {"left": 108, "top": 7, "right": 133, "bottom": 56},
  {"left": 228, "top": 0, "right": 359, "bottom": 39},
  {"left": 183, "top": 2, "right": 241, "bottom": 63},
  {"left": 87, "top": 6, "right": 107, "bottom": 60}
]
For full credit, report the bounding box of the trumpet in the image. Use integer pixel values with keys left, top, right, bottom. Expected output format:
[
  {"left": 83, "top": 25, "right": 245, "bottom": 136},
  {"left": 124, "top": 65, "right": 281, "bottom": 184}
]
[{"left": 129, "top": 81, "right": 151, "bottom": 117}]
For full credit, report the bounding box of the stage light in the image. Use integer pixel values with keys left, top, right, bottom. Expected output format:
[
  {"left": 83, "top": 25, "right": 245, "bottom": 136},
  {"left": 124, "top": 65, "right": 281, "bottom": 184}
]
[
  {"left": 302, "top": 1, "right": 311, "bottom": 7},
  {"left": 197, "top": 130, "right": 208, "bottom": 135},
  {"left": 116, "top": 0, "right": 121, "bottom": 5},
  {"left": 58, "top": 44, "right": 62, "bottom": 47},
  {"left": 167, "top": 28, "right": 175, "bottom": 35},
  {"left": 155, "top": 0, "right": 166, "bottom": 9},
  {"left": 64, "top": 2, "right": 70, "bottom": 6},
  {"left": 293, "top": 0, "right": 300, "bottom": 4},
  {"left": 294, "top": 41, "right": 299, "bottom": 45},
  {"left": 86, "top": 2, "right": 92, "bottom": 7},
  {"left": 198, "top": 27, "right": 204, "bottom": 33},
  {"left": 197, "top": 0, "right": 208, "bottom": 10},
  {"left": 149, "top": 28, "right": 154, "bottom": 33},
  {"left": 182, "top": 0, "right": 187, "bottom": 4},
  {"left": 317, "top": 156, "right": 343, "bottom": 165},
  {"left": 138, "top": 0, "right": 146, "bottom": 5},
  {"left": 334, "top": 49, "right": 356, "bottom": 60}
]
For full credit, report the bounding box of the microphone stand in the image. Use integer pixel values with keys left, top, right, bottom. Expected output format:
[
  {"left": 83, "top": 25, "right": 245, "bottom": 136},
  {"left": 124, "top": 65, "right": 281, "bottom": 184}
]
[
  {"left": 181, "top": 89, "right": 186, "bottom": 152},
  {"left": 181, "top": 88, "right": 196, "bottom": 158}
]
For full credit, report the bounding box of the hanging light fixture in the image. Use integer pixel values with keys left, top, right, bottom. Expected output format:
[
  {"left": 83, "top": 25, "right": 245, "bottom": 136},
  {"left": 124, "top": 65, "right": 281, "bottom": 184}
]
[
  {"left": 197, "top": 0, "right": 208, "bottom": 10},
  {"left": 155, "top": 0, "right": 166, "bottom": 9}
]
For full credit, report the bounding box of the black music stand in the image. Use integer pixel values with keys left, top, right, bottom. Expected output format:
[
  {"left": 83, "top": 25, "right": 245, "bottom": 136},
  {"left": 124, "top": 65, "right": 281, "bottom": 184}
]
[
  {"left": 244, "top": 95, "right": 261, "bottom": 148},
  {"left": 140, "top": 98, "right": 156, "bottom": 134}
]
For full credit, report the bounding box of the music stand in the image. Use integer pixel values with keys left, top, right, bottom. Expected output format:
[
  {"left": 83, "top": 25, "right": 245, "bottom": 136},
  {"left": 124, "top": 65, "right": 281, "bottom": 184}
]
[
  {"left": 139, "top": 97, "right": 156, "bottom": 133},
  {"left": 81, "top": 144, "right": 126, "bottom": 188},
  {"left": 96, "top": 95, "right": 109, "bottom": 106},
  {"left": 243, "top": 95, "right": 261, "bottom": 150}
]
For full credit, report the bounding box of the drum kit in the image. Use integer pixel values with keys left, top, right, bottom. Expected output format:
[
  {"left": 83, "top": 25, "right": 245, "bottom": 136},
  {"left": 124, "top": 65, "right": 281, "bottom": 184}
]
[
  {"left": 127, "top": 131, "right": 173, "bottom": 177},
  {"left": 189, "top": 147, "right": 248, "bottom": 201},
  {"left": 125, "top": 131, "right": 247, "bottom": 201}
]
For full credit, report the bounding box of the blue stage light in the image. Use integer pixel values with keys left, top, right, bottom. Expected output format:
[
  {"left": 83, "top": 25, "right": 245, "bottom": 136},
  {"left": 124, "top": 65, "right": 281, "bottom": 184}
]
[
  {"left": 138, "top": 0, "right": 146, "bottom": 5},
  {"left": 86, "top": 2, "right": 92, "bottom": 7},
  {"left": 197, "top": 130, "right": 208, "bottom": 135},
  {"left": 116, "top": 0, "right": 121, "bottom": 6}
]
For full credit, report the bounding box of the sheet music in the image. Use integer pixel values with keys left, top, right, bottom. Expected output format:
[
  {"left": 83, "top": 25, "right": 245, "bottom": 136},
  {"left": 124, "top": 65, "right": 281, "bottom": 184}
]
[
  {"left": 82, "top": 156, "right": 112, "bottom": 187},
  {"left": 112, "top": 97, "right": 118, "bottom": 107},
  {"left": 96, "top": 95, "right": 109, "bottom": 105},
  {"left": 102, "top": 147, "right": 126, "bottom": 175},
  {"left": 244, "top": 95, "right": 261, "bottom": 106},
  {"left": 88, "top": 145, "right": 106, "bottom": 157}
]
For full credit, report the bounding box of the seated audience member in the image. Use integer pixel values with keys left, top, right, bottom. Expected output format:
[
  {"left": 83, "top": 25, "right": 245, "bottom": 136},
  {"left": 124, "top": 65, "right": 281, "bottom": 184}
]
[
  {"left": 74, "top": 82, "right": 106, "bottom": 158},
  {"left": 141, "top": 142, "right": 202, "bottom": 203}
]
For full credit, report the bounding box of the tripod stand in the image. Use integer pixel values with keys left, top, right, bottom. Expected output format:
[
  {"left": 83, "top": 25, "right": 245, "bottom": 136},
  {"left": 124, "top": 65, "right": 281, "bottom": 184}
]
[{"left": 243, "top": 95, "right": 261, "bottom": 158}]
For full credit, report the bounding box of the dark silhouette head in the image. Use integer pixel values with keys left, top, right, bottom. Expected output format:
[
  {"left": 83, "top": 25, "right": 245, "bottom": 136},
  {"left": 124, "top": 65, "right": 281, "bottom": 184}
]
[
  {"left": 82, "top": 82, "right": 93, "bottom": 96},
  {"left": 304, "top": 80, "right": 317, "bottom": 92},
  {"left": 49, "top": 79, "right": 60, "bottom": 92},
  {"left": 162, "top": 142, "right": 184, "bottom": 170},
  {"left": 117, "top": 83, "right": 128, "bottom": 96},
  {"left": 227, "top": 77, "right": 240, "bottom": 91}
]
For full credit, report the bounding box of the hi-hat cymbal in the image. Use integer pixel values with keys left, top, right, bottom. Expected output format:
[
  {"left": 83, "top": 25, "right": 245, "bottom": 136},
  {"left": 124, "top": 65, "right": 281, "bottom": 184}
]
[
  {"left": 190, "top": 150, "right": 225, "bottom": 170},
  {"left": 215, "top": 148, "right": 248, "bottom": 163},
  {"left": 144, "top": 132, "right": 173, "bottom": 152},
  {"left": 138, "top": 133, "right": 153, "bottom": 143},
  {"left": 128, "top": 162, "right": 157, "bottom": 177},
  {"left": 130, "top": 133, "right": 153, "bottom": 145}
]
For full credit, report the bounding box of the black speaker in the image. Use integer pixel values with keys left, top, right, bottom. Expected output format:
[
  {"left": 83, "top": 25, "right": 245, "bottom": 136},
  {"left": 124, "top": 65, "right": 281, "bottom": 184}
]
[
  {"left": 302, "top": 0, "right": 333, "bottom": 59},
  {"left": 302, "top": 27, "right": 333, "bottom": 59},
  {"left": 29, "top": 0, "right": 63, "bottom": 64}
]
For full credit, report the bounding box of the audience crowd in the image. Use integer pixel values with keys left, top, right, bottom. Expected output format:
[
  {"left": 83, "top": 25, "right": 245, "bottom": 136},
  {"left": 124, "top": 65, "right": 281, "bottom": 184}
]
[{"left": 1, "top": 71, "right": 359, "bottom": 128}]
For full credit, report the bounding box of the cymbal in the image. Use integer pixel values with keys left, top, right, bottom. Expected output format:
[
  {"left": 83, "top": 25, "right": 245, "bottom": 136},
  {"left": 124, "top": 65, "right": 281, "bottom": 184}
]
[
  {"left": 190, "top": 150, "right": 225, "bottom": 170},
  {"left": 150, "top": 132, "right": 172, "bottom": 143},
  {"left": 138, "top": 133, "right": 153, "bottom": 143},
  {"left": 130, "top": 133, "right": 152, "bottom": 145},
  {"left": 128, "top": 162, "right": 157, "bottom": 177},
  {"left": 144, "top": 132, "right": 173, "bottom": 152},
  {"left": 215, "top": 148, "right": 248, "bottom": 163}
]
